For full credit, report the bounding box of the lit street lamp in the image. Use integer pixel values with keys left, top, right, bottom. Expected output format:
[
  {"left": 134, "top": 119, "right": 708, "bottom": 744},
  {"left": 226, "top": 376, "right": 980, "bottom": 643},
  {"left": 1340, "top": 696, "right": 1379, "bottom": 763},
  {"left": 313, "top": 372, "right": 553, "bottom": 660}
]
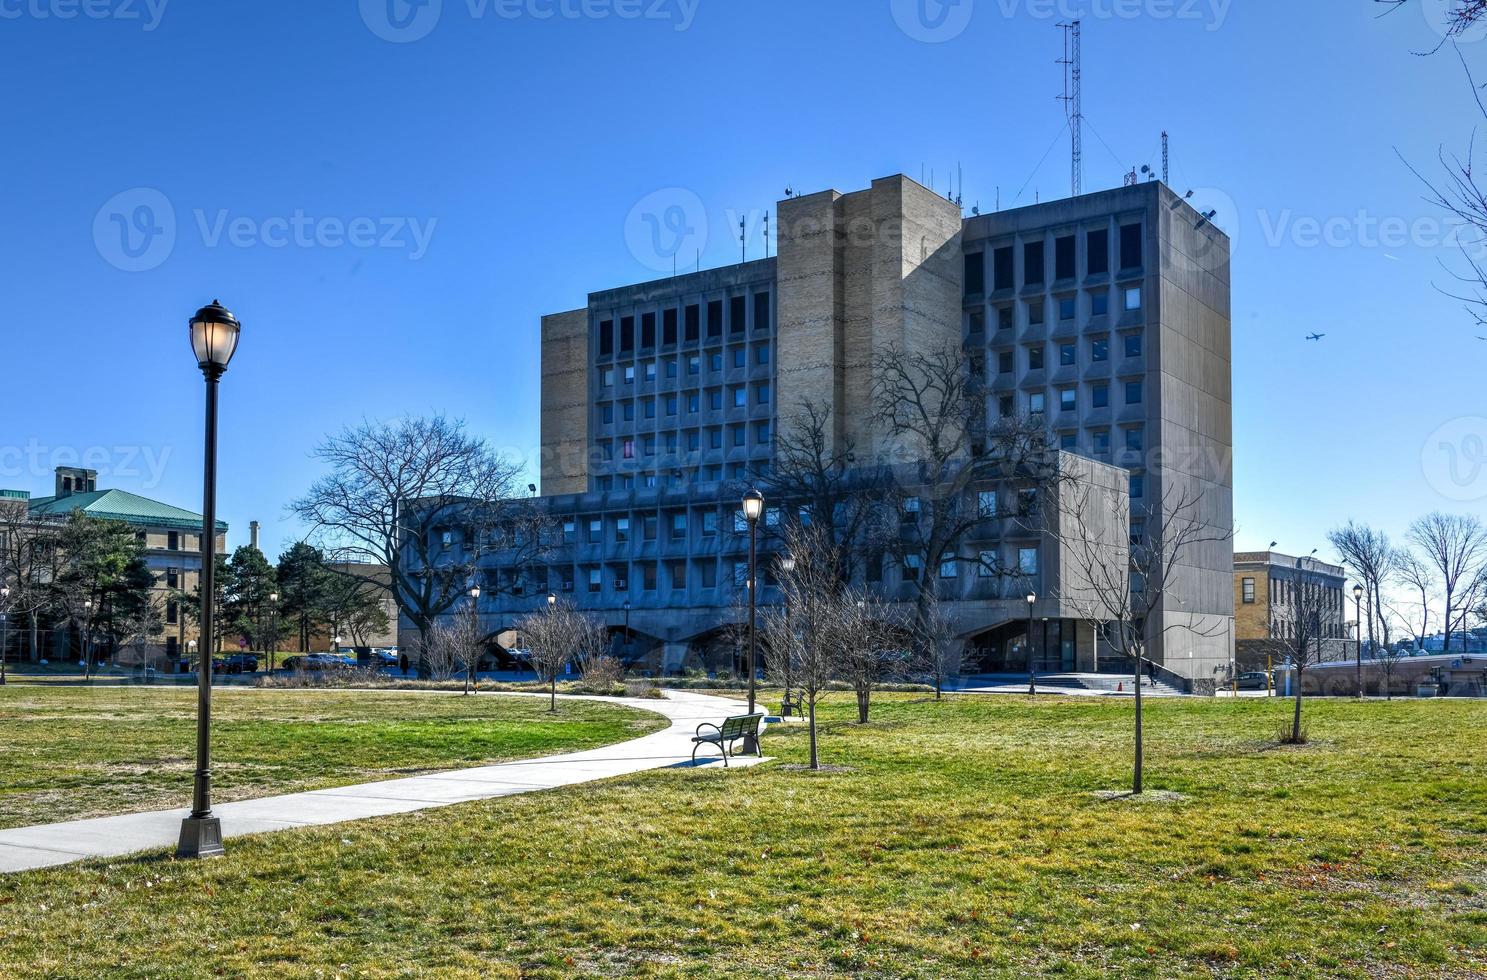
[
  {"left": 82, "top": 599, "right": 93, "bottom": 679},
  {"left": 741, "top": 489, "right": 764, "bottom": 752},
  {"left": 1353, "top": 583, "right": 1365, "bottom": 698},
  {"left": 177, "top": 299, "right": 240, "bottom": 861},
  {"left": 467, "top": 585, "right": 481, "bottom": 694},
  {"left": 1025, "top": 591, "right": 1037, "bottom": 696},
  {"left": 267, "top": 592, "right": 279, "bottom": 672},
  {"left": 779, "top": 556, "right": 795, "bottom": 715}
]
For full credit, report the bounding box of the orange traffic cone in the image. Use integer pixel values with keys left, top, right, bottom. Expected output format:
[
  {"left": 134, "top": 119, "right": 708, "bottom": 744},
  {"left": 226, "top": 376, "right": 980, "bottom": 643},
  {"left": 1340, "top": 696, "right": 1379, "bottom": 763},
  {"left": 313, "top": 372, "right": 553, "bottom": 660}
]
[{"left": 1117, "top": 681, "right": 1124, "bottom": 692}]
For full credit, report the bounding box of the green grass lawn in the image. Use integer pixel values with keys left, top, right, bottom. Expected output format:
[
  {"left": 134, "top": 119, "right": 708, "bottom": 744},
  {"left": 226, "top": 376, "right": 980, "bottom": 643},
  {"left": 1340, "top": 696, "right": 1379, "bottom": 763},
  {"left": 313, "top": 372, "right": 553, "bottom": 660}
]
[
  {"left": 1, "top": 693, "right": 1484, "bottom": 978},
  {"left": 0, "top": 686, "right": 666, "bottom": 829}
]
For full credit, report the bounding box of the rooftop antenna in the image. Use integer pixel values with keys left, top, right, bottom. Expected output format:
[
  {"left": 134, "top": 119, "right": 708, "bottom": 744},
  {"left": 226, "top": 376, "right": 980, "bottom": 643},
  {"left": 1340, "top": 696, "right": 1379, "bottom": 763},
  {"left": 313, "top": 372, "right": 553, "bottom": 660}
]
[
  {"left": 1161, "top": 130, "right": 1170, "bottom": 185},
  {"left": 1057, "top": 20, "right": 1082, "bottom": 197},
  {"left": 956, "top": 162, "right": 964, "bottom": 208},
  {"left": 763, "top": 212, "right": 771, "bottom": 259},
  {"left": 1124, "top": 167, "right": 1139, "bottom": 187},
  {"left": 739, "top": 216, "right": 746, "bottom": 263}
]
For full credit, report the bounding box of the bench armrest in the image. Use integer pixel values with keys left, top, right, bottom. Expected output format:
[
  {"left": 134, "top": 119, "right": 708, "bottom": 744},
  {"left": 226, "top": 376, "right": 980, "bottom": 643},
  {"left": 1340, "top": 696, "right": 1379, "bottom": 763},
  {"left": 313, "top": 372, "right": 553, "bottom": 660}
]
[{"left": 695, "top": 722, "right": 722, "bottom": 739}]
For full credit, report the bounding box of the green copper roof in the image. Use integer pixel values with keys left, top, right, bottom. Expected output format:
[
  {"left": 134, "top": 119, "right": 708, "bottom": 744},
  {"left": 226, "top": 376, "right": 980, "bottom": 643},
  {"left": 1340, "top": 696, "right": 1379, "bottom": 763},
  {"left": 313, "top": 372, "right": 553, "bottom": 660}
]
[{"left": 28, "top": 489, "right": 228, "bottom": 533}]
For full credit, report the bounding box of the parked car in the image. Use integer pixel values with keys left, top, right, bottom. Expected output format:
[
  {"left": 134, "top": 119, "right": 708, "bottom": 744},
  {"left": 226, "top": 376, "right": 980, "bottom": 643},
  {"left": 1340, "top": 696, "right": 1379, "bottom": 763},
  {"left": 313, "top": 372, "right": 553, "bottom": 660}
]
[
  {"left": 221, "top": 654, "right": 259, "bottom": 674},
  {"left": 1235, "top": 671, "right": 1269, "bottom": 690},
  {"left": 282, "top": 654, "right": 355, "bottom": 673}
]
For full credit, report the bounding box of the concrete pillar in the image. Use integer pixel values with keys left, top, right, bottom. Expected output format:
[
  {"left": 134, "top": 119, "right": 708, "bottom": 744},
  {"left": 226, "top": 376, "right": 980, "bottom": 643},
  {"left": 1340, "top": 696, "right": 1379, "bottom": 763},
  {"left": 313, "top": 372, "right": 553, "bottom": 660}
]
[{"left": 1077, "top": 621, "right": 1099, "bottom": 672}]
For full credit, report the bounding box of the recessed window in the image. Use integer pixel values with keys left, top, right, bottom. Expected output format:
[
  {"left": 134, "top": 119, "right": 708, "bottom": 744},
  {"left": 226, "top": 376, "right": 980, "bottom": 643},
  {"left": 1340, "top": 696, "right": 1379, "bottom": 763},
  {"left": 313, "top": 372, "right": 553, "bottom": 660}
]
[
  {"left": 1028, "top": 346, "right": 1044, "bottom": 371},
  {"left": 1029, "top": 392, "right": 1046, "bottom": 415},
  {"left": 1060, "top": 343, "right": 1076, "bottom": 366},
  {"left": 1060, "top": 432, "right": 1077, "bottom": 450},
  {"left": 1119, "top": 223, "right": 1143, "bottom": 270},
  {"left": 1059, "top": 389, "right": 1076, "bottom": 412},
  {"left": 665, "top": 395, "right": 677, "bottom": 416},
  {"left": 588, "top": 568, "right": 602, "bottom": 593},
  {"left": 732, "top": 427, "right": 746, "bottom": 447},
  {"left": 733, "top": 347, "right": 746, "bottom": 368},
  {"left": 939, "top": 553, "right": 958, "bottom": 579},
  {"left": 1087, "top": 228, "right": 1109, "bottom": 275},
  {"left": 641, "top": 312, "right": 656, "bottom": 348},
  {"left": 1028, "top": 301, "right": 1044, "bottom": 326},
  {"left": 663, "top": 308, "right": 678, "bottom": 346},
  {"left": 666, "top": 359, "right": 678, "bottom": 378},
  {"left": 588, "top": 520, "right": 602, "bottom": 544},
  {"left": 998, "top": 306, "right": 1014, "bottom": 330},
  {"left": 688, "top": 355, "right": 700, "bottom": 375},
  {"left": 1093, "top": 429, "right": 1111, "bottom": 453},
  {"left": 1125, "top": 381, "right": 1143, "bottom": 405},
  {"left": 754, "top": 292, "right": 771, "bottom": 332},
  {"left": 999, "top": 351, "right": 1014, "bottom": 374},
  {"left": 1242, "top": 577, "right": 1256, "bottom": 604},
  {"left": 1125, "top": 427, "right": 1144, "bottom": 452},
  {"left": 733, "top": 387, "right": 747, "bottom": 408},
  {"left": 730, "top": 296, "right": 747, "bottom": 335},
  {"left": 709, "top": 429, "right": 722, "bottom": 449},
  {"left": 978, "top": 551, "right": 999, "bottom": 578},
  {"left": 1124, "top": 286, "right": 1142, "bottom": 312},
  {"left": 964, "top": 251, "right": 986, "bottom": 295},
  {"left": 644, "top": 400, "right": 655, "bottom": 420},
  {"left": 702, "top": 511, "right": 718, "bottom": 534},
  {"left": 644, "top": 362, "right": 656, "bottom": 382},
  {"left": 672, "top": 513, "right": 687, "bottom": 538},
  {"left": 709, "top": 390, "right": 723, "bottom": 411},
  {"left": 978, "top": 491, "right": 997, "bottom": 518},
  {"left": 688, "top": 393, "right": 700, "bottom": 413},
  {"left": 601, "top": 404, "right": 614, "bottom": 424},
  {"left": 1092, "top": 338, "right": 1109, "bottom": 362},
  {"left": 710, "top": 352, "right": 723, "bottom": 372},
  {"left": 1124, "top": 333, "right": 1143, "bottom": 358},
  {"left": 1129, "top": 474, "right": 1145, "bottom": 499},
  {"left": 1018, "top": 547, "right": 1039, "bottom": 575},
  {"left": 1055, "top": 235, "right": 1076, "bottom": 280},
  {"left": 685, "top": 305, "right": 700, "bottom": 342},
  {"left": 993, "top": 246, "right": 1014, "bottom": 290},
  {"left": 615, "top": 517, "right": 630, "bottom": 543},
  {"left": 623, "top": 365, "right": 635, "bottom": 385},
  {"left": 756, "top": 344, "right": 769, "bottom": 364},
  {"left": 601, "top": 368, "right": 614, "bottom": 387},
  {"left": 599, "top": 319, "right": 614, "bottom": 356},
  {"left": 1060, "top": 297, "right": 1076, "bottom": 320},
  {"left": 1024, "top": 241, "right": 1045, "bottom": 286},
  {"left": 756, "top": 383, "right": 769, "bottom": 404},
  {"left": 620, "top": 316, "right": 635, "bottom": 353},
  {"left": 1091, "top": 292, "right": 1109, "bottom": 317},
  {"left": 623, "top": 402, "right": 635, "bottom": 422}
]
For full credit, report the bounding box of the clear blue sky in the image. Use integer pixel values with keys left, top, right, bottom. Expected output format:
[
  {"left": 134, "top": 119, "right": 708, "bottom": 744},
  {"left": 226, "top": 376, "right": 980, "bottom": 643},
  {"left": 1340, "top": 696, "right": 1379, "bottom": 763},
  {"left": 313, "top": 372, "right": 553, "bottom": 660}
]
[{"left": 2, "top": 0, "right": 1482, "bottom": 564}]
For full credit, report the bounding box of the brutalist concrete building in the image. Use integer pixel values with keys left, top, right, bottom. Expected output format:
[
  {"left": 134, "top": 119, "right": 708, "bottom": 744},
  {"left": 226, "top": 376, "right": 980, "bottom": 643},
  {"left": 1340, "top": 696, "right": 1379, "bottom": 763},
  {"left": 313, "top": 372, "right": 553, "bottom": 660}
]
[{"left": 435, "top": 175, "right": 1234, "bottom": 689}]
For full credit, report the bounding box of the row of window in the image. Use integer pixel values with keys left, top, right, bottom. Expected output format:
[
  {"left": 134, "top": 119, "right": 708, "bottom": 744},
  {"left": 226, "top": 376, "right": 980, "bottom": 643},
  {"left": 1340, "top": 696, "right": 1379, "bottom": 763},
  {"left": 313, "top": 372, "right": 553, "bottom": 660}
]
[
  {"left": 598, "top": 423, "right": 773, "bottom": 461},
  {"left": 598, "top": 383, "right": 771, "bottom": 424},
  {"left": 496, "top": 545, "right": 1042, "bottom": 597},
  {"left": 984, "top": 332, "right": 1143, "bottom": 376},
  {"left": 596, "top": 293, "right": 772, "bottom": 358},
  {"left": 997, "top": 379, "right": 1144, "bottom": 417},
  {"left": 592, "top": 462, "right": 763, "bottom": 491},
  {"left": 598, "top": 343, "right": 771, "bottom": 388},
  {"left": 971, "top": 286, "right": 1143, "bottom": 333},
  {"left": 964, "top": 223, "right": 1143, "bottom": 296}
]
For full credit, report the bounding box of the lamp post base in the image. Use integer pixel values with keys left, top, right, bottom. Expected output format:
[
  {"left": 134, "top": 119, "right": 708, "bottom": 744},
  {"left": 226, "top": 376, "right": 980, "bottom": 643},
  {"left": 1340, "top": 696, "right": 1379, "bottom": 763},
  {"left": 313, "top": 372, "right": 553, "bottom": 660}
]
[{"left": 176, "top": 815, "right": 225, "bottom": 860}]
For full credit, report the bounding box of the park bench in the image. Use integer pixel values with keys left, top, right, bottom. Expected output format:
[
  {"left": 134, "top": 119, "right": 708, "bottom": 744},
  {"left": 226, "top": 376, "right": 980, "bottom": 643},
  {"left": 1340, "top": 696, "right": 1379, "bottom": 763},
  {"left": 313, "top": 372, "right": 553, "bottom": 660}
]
[
  {"left": 778, "top": 692, "right": 801, "bottom": 717},
  {"left": 691, "top": 712, "right": 765, "bottom": 767}
]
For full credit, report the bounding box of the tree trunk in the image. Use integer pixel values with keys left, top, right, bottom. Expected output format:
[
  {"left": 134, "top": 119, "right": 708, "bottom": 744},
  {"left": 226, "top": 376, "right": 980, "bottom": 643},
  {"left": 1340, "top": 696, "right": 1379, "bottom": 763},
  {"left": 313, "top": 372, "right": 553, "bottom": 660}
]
[
  {"left": 1292, "top": 687, "right": 1304, "bottom": 744},
  {"left": 856, "top": 686, "right": 870, "bottom": 724},
  {"left": 549, "top": 674, "right": 557, "bottom": 713},
  {"left": 808, "top": 698, "right": 819, "bottom": 770},
  {"left": 1133, "top": 657, "right": 1144, "bottom": 795},
  {"left": 935, "top": 676, "right": 942, "bottom": 700}
]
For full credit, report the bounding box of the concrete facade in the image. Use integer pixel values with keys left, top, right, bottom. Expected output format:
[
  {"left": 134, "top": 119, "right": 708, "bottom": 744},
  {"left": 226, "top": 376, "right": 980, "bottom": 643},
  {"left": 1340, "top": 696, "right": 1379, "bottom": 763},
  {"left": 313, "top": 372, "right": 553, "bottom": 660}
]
[
  {"left": 416, "top": 175, "right": 1236, "bottom": 688},
  {"left": 1233, "top": 551, "right": 1353, "bottom": 670}
]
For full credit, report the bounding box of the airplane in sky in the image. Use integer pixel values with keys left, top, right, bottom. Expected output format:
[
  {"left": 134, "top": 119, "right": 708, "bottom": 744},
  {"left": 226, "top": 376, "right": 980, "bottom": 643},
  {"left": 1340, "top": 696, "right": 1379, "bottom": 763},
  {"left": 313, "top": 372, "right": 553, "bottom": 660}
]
[{"left": 1305, "top": 333, "right": 1326, "bottom": 341}]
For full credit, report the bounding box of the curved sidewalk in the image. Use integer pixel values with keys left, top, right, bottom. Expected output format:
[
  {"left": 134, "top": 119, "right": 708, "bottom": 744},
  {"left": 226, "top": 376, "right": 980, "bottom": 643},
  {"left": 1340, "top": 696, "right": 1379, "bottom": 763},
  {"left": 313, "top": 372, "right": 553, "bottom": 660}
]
[{"left": 0, "top": 689, "right": 765, "bottom": 874}]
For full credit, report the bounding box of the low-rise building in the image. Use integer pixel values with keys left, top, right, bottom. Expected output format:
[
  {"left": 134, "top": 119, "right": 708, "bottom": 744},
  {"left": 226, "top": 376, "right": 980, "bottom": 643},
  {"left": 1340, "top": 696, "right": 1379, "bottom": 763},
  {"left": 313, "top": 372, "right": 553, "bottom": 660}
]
[{"left": 1234, "top": 550, "right": 1352, "bottom": 671}]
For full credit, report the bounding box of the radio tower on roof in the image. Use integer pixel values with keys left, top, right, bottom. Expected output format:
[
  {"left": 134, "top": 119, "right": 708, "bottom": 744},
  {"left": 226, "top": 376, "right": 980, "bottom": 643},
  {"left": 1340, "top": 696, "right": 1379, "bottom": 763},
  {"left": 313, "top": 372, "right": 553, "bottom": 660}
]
[{"left": 1058, "top": 20, "right": 1082, "bottom": 198}]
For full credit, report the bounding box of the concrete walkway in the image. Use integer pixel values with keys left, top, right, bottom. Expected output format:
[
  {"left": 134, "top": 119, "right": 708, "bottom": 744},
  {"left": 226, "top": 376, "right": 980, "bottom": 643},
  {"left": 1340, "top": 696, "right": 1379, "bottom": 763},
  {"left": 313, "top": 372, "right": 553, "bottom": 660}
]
[{"left": 0, "top": 689, "right": 766, "bottom": 874}]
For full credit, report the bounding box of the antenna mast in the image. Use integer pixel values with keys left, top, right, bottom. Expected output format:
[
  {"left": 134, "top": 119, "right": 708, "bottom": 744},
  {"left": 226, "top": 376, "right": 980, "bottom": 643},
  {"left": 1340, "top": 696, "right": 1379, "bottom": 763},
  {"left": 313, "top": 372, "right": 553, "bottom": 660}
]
[
  {"left": 1057, "top": 20, "right": 1082, "bottom": 197},
  {"left": 1161, "top": 131, "right": 1169, "bottom": 185}
]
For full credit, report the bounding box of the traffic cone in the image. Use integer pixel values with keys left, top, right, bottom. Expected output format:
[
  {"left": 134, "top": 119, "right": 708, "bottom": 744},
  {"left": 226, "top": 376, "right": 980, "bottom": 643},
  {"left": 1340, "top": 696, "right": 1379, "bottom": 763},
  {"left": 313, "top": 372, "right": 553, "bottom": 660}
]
[{"left": 1117, "top": 681, "right": 1123, "bottom": 692}]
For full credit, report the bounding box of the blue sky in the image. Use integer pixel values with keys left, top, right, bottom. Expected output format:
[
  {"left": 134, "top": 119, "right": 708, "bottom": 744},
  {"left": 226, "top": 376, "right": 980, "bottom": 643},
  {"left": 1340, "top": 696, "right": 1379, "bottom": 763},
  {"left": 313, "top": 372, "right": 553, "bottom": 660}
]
[{"left": 2, "top": 0, "right": 1483, "bottom": 565}]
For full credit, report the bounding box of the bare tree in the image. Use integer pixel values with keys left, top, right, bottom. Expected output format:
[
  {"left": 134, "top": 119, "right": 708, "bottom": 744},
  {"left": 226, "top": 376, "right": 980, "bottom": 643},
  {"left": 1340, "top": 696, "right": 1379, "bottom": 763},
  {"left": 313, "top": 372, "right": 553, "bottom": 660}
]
[
  {"left": 1272, "top": 571, "right": 1337, "bottom": 744},
  {"left": 291, "top": 415, "right": 548, "bottom": 677},
  {"left": 1328, "top": 521, "right": 1397, "bottom": 655},
  {"left": 1377, "top": 1, "right": 1487, "bottom": 50},
  {"left": 416, "top": 620, "right": 469, "bottom": 682},
  {"left": 833, "top": 590, "right": 903, "bottom": 724},
  {"left": 1056, "top": 474, "right": 1230, "bottom": 792},
  {"left": 1395, "top": 548, "right": 1437, "bottom": 651},
  {"left": 914, "top": 587, "right": 968, "bottom": 700},
  {"left": 0, "top": 506, "right": 62, "bottom": 662},
  {"left": 515, "top": 599, "right": 603, "bottom": 711},
  {"left": 1406, "top": 512, "right": 1487, "bottom": 655},
  {"left": 870, "top": 343, "right": 1059, "bottom": 664},
  {"left": 1373, "top": 641, "right": 1409, "bottom": 699},
  {"left": 776, "top": 522, "right": 846, "bottom": 770}
]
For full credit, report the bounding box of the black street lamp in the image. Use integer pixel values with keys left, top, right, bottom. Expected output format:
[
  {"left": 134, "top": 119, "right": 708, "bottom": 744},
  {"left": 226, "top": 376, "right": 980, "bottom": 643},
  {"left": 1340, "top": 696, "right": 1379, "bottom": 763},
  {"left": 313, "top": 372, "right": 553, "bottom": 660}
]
[
  {"left": 741, "top": 489, "right": 764, "bottom": 750},
  {"left": 1025, "top": 591, "right": 1037, "bottom": 696},
  {"left": 1353, "top": 583, "right": 1365, "bottom": 698},
  {"left": 622, "top": 599, "right": 631, "bottom": 664},
  {"left": 177, "top": 299, "right": 239, "bottom": 861},
  {"left": 1, "top": 585, "right": 10, "bottom": 686},
  {"left": 467, "top": 585, "right": 481, "bottom": 694}
]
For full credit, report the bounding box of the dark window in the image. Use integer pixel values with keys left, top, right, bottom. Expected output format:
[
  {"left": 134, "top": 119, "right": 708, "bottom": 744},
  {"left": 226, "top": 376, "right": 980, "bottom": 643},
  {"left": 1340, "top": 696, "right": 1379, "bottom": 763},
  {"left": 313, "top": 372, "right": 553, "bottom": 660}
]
[
  {"left": 662, "top": 308, "right": 678, "bottom": 346},
  {"left": 999, "top": 395, "right": 1014, "bottom": 417},
  {"left": 1125, "top": 380, "right": 1143, "bottom": 405},
  {"left": 620, "top": 316, "right": 635, "bottom": 353},
  {"left": 998, "top": 306, "right": 1013, "bottom": 330},
  {"left": 1060, "top": 343, "right": 1076, "bottom": 366},
  {"left": 167, "top": 531, "right": 179, "bottom": 551},
  {"left": 753, "top": 292, "right": 771, "bottom": 332},
  {"left": 964, "top": 252, "right": 985, "bottom": 295},
  {"left": 684, "top": 304, "right": 700, "bottom": 342},
  {"left": 1119, "top": 223, "right": 1143, "bottom": 269},
  {"left": 1092, "top": 338, "right": 1109, "bottom": 361},
  {"left": 1055, "top": 235, "right": 1076, "bottom": 280},
  {"left": 993, "top": 246, "right": 1014, "bottom": 290},
  {"left": 641, "top": 312, "right": 656, "bottom": 348},
  {"left": 707, "top": 300, "right": 723, "bottom": 337},
  {"left": 998, "top": 350, "right": 1014, "bottom": 374},
  {"left": 166, "top": 600, "right": 178, "bottom": 625},
  {"left": 1091, "top": 292, "right": 1109, "bottom": 316},
  {"left": 1242, "top": 578, "right": 1256, "bottom": 604},
  {"left": 1028, "top": 301, "right": 1044, "bottom": 325},
  {"left": 729, "top": 296, "right": 746, "bottom": 335},
  {"left": 599, "top": 319, "right": 614, "bottom": 356},
  {"left": 1124, "top": 333, "right": 1143, "bottom": 358},
  {"left": 1087, "top": 229, "right": 1109, "bottom": 275},
  {"left": 1028, "top": 346, "right": 1044, "bottom": 371},
  {"left": 1093, "top": 384, "right": 1109, "bottom": 408},
  {"left": 700, "top": 562, "right": 717, "bottom": 588},
  {"left": 1023, "top": 241, "right": 1045, "bottom": 286}
]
